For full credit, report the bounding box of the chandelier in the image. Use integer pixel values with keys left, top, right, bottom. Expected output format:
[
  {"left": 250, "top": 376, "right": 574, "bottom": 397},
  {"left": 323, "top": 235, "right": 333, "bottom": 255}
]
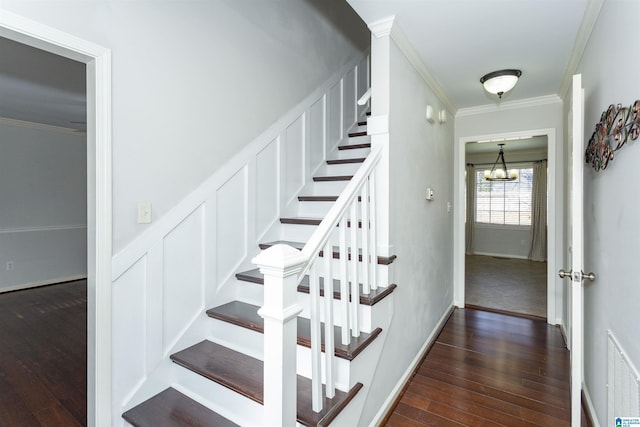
[{"left": 484, "top": 144, "right": 518, "bottom": 181}]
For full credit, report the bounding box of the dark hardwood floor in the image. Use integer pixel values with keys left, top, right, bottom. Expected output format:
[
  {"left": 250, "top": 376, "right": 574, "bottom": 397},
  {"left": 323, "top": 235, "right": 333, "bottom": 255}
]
[
  {"left": 384, "top": 307, "right": 591, "bottom": 426},
  {"left": 0, "top": 280, "right": 86, "bottom": 426}
]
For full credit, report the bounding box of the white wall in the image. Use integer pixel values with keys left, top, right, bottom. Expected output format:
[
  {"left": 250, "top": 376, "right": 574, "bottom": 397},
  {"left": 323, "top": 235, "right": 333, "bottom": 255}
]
[
  {"left": 569, "top": 1, "right": 640, "bottom": 424},
  {"left": 0, "top": 120, "right": 87, "bottom": 291},
  {"left": 358, "top": 33, "right": 455, "bottom": 426},
  {"left": 0, "top": 0, "right": 370, "bottom": 252}
]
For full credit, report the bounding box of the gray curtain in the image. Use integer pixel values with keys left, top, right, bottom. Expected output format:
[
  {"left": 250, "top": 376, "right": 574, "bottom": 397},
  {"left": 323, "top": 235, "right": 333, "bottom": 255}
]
[
  {"left": 465, "top": 165, "right": 475, "bottom": 254},
  {"left": 529, "top": 160, "right": 547, "bottom": 262}
]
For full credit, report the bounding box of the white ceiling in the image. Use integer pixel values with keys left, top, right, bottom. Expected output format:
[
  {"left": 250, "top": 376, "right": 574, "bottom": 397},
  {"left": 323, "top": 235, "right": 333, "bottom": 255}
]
[
  {"left": 0, "top": 2, "right": 593, "bottom": 130},
  {"left": 0, "top": 36, "right": 86, "bottom": 131},
  {"left": 346, "top": 0, "right": 592, "bottom": 110}
]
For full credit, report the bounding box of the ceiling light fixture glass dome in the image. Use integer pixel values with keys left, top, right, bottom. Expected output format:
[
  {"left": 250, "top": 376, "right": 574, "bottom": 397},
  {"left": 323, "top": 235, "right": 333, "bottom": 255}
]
[{"left": 480, "top": 69, "right": 522, "bottom": 99}]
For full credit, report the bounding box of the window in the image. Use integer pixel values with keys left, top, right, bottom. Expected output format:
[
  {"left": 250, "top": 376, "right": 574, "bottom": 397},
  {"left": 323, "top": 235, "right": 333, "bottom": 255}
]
[{"left": 475, "top": 167, "right": 533, "bottom": 226}]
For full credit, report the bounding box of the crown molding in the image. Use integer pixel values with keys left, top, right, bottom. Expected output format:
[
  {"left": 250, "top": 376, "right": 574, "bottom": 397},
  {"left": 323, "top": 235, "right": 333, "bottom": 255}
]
[
  {"left": 368, "top": 16, "right": 395, "bottom": 38},
  {"left": 368, "top": 15, "right": 457, "bottom": 115},
  {"left": 456, "top": 94, "right": 562, "bottom": 118},
  {"left": 0, "top": 116, "right": 86, "bottom": 136},
  {"left": 557, "top": 0, "right": 604, "bottom": 100}
]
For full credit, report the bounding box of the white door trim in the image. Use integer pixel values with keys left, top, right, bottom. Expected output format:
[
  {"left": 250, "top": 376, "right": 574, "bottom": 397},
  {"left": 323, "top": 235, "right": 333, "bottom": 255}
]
[
  {"left": 0, "top": 10, "right": 113, "bottom": 426},
  {"left": 453, "top": 127, "right": 560, "bottom": 324}
]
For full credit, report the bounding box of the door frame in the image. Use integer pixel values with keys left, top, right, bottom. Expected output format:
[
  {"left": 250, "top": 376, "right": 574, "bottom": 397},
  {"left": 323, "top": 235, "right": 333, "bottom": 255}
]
[
  {"left": 0, "top": 10, "right": 113, "bottom": 426},
  {"left": 453, "top": 127, "right": 561, "bottom": 324}
]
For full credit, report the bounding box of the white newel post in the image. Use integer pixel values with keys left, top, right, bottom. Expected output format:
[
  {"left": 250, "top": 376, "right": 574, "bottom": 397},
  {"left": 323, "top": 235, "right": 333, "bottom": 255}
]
[{"left": 253, "top": 244, "right": 306, "bottom": 427}]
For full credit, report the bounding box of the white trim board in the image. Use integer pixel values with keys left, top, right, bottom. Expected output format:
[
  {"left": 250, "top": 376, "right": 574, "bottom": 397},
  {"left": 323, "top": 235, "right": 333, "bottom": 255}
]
[
  {"left": 0, "top": 9, "right": 113, "bottom": 427},
  {"left": 370, "top": 305, "right": 454, "bottom": 426},
  {"left": 0, "top": 274, "right": 88, "bottom": 294},
  {"left": 0, "top": 115, "right": 87, "bottom": 136},
  {"left": 454, "top": 128, "right": 560, "bottom": 325},
  {"left": 456, "top": 95, "right": 562, "bottom": 118},
  {"left": 0, "top": 224, "right": 87, "bottom": 234}
]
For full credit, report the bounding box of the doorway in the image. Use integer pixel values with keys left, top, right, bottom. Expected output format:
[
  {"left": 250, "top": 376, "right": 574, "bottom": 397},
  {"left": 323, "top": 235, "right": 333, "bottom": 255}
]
[
  {"left": 0, "top": 12, "right": 112, "bottom": 425},
  {"left": 464, "top": 136, "right": 548, "bottom": 318},
  {"left": 453, "top": 128, "right": 560, "bottom": 324}
]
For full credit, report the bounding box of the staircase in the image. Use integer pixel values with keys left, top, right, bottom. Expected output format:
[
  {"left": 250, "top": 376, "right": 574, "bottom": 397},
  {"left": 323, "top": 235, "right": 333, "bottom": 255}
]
[{"left": 121, "top": 112, "right": 395, "bottom": 426}]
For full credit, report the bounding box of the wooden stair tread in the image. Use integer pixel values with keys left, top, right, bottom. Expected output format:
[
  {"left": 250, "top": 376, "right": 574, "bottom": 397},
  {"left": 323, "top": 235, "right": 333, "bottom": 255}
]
[
  {"left": 348, "top": 131, "right": 367, "bottom": 137},
  {"left": 313, "top": 175, "right": 353, "bottom": 182},
  {"left": 207, "top": 301, "right": 381, "bottom": 361},
  {"left": 236, "top": 268, "right": 397, "bottom": 306},
  {"left": 259, "top": 240, "right": 397, "bottom": 265},
  {"left": 326, "top": 157, "right": 366, "bottom": 165},
  {"left": 338, "top": 142, "right": 370, "bottom": 150},
  {"left": 280, "top": 217, "right": 365, "bottom": 228},
  {"left": 357, "top": 121, "right": 367, "bottom": 126},
  {"left": 170, "top": 340, "right": 362, "bottom": 426},
  {"left": 298, "top": 195, "right": 338, "bottom": 202},
  {"left": 122, "top": 387, "right": 239, "bottom": 427}
]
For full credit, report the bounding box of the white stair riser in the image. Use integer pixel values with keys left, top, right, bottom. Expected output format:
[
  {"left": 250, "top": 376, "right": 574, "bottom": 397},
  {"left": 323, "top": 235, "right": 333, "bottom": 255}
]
[
  {"left": 308, "top": 180, "right": 350, "bottom": 195},
  {"left": 206, "top": 318, "right": 352, "bottom": 389},
  {"left": 297, "top": 201, "right": 334, "bottom": 217},
  {"left": 234, "top": 279, "right": 376, "bottom": 332},
  {"left": 337, "top": 147, "right": 371, "bottom": 159},
  {"left": 172, "top": 364, "right": 264, "bottom": 427},
  {"left": 321, "top": 162, "right": 364, "bottom": 176}
]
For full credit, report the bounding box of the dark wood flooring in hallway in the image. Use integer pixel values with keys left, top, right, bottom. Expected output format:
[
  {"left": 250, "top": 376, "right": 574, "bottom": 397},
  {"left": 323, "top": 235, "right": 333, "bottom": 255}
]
[
  {"left": 0, "top": 280, "right": 86, "bottom": 426},
  {"left": 384, "top": 307, "right": 591, "bottom": 426}
]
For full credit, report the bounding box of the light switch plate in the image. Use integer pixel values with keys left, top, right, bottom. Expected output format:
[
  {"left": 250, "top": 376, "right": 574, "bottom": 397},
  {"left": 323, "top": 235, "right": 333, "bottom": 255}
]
[{"left": 138, "top": 202, "right": 152, "bottom": 224}]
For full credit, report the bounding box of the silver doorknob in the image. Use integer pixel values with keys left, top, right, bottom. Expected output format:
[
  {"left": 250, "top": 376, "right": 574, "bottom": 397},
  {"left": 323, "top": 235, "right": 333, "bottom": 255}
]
[
  {"left": 558, "top": 269, "right": 572, "bottom": 279},
  {"left": 582, "top": 271, "right": 596, "bottom": 281}
]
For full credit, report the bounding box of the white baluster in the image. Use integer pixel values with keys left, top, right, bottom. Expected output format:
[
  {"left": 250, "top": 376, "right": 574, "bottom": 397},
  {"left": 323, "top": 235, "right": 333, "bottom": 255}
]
[
  {"left": 339, "top": 217, "right": 350, "bottom": 345},
  {"left": 323, "top": 240, "right": 335, "bottom": 398},
  {"left": 308, "top": 261, "right": 323, "bottom": 412},
  {"left": 253, "top": 244, "right": 305, "bottom": 427},
  {"left": 361, "top": 180, "right": 370, "bottom": 294},
  {"left": 349, "top": 201, "right": 360, "bottom": 337},
  {"left": 369, "top": 173, "right": 378, "bottom": 290}
]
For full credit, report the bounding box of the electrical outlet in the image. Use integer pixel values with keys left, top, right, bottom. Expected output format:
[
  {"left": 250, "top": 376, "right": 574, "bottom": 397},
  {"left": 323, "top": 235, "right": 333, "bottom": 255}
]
[{"left": 6, "top": 261, "right": 14, "bottom": 271}]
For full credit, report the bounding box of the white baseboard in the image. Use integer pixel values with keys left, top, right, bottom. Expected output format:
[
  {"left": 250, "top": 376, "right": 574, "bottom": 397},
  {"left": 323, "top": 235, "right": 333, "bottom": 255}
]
[
  {"left": 0, "top": 275, "right": 87, "bottom": 294},
  {"left": 472, "top": 251, "right": 530, "bottom": 260},
  {"left": 370, "top": 304, "right": 454, "bottom": 426},
  {"left": 582, "top": 381, "right": 600, "bottom": 427}
]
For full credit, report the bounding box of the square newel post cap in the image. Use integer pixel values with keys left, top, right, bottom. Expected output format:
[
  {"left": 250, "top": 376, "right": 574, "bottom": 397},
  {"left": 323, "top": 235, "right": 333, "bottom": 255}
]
[{"left": 252, "top": 244, "right": 307, "bottom": 277}]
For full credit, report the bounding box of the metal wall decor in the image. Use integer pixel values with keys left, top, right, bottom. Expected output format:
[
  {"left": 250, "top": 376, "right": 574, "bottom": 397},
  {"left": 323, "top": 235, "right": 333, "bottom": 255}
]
[{"left": 585, "top": 100, "right": 640, "bottom": 171}]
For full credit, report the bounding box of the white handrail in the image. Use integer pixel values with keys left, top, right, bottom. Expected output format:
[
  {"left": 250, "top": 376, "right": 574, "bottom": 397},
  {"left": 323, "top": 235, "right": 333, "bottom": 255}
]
[{"left": 357, "top": 87, "right": 371, "bottom": 106}]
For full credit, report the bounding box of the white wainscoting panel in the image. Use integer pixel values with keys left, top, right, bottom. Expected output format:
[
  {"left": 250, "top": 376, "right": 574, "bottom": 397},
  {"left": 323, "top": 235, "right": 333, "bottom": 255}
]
[
  {"left": 357, "top": 56, "right": 370, "bottom": 117},
  {"left": 284, "top": 116, "right": 305, "bottom": 205},
  {"left": 256, "top": 139, "right": 280, "bottom": 242},
  {"left": 112, "top": 256, "right": 148, "bottom": 406},
  {"left": 344, "top": 67, "right": 356, "bottom": 133},
  {"left": 309, "top": 97, "right": 326, "bottom": 176},
  {"left": 163, "top": 207, "right": 205, "bottom": 353},
  {"left": 216, "top": 168, "right": 248, "bottom": 286},
  {"left": 328, "top": 80, "right": 343, "bottom": 153}
]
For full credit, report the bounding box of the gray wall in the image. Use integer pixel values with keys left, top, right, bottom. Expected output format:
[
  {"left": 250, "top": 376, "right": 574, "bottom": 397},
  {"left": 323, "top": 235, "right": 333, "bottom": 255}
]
[
  {"left": 569, "top": 0, "right": 640, "bottom": 424},
  {"left": 0, "top": 121, "right": 87, "bottom": 291},
  {"left": 0, "top": 0, "right": 370, "bottom": 252},
  {"left": 359, "top": 35, "right": 455, "bottom": 425}
]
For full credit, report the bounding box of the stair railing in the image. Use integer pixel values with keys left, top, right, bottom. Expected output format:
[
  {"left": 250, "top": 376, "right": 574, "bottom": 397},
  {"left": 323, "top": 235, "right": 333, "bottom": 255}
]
[
  {"left": 298, "top": 143, "right": 382, "bottom": 412},
  {"left": 253, "top": 143, "right": 381, "bottom": 423}
]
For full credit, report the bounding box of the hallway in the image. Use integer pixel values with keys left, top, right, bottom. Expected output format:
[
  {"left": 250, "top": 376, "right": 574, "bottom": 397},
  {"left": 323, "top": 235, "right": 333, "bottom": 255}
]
[{"left": 384, "top": 308, "right": 590, "bottom": 426}]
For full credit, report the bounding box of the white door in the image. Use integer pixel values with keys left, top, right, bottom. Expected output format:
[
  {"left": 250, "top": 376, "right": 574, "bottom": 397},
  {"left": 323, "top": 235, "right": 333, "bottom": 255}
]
[{"left": 561, "top": 74, "right": 596, "bottom": 426}]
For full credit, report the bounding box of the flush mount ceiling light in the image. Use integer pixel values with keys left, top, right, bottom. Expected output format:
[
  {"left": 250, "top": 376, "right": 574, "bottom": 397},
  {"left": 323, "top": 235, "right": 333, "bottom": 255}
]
[
  {"left": 484, "top": 144, "right": 518, "bottom": 181},
  {"left": 480, "top": 69, "right": 522, "bottom": 99}
]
